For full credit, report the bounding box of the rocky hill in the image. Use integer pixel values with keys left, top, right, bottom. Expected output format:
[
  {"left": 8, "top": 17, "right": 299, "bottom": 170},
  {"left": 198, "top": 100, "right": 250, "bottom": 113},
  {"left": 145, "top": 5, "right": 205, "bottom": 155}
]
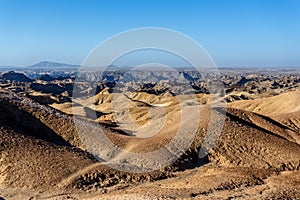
[{"left": 0, "top": 71, "right": 32, "bottom": 82}]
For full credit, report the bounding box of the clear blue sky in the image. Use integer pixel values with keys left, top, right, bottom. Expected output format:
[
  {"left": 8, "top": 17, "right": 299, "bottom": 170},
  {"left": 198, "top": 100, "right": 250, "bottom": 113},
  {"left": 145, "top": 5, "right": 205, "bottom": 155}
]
[{"left": 0, "top": 0, "right": 299, "bottom": 67}]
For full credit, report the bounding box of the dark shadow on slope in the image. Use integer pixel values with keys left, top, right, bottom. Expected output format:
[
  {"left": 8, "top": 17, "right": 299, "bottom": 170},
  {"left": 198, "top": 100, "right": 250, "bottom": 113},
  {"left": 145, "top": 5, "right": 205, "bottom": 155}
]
[
  {"left": 227, "top": 107, "right": 299, "bottom": 142},
  {"left": 171, "top": 150, "right": 210, "bottom": 171},
  {"left": 225, "top": 111, "right": 287, "bottom": 141},
  {"left": 0, "top": 99, "right": 72, "bottom": 147},
  {"left": 256, "top": 112, "right": 299, "bottom": 133},
  {"left": 83, "top": 106, "right": 134, "bottom": 136}
]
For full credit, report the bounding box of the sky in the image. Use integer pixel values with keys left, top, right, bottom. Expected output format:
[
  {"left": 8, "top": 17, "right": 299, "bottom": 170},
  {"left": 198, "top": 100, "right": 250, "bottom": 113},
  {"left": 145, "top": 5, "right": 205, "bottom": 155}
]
[{"left": 0, "top": 0, "right": 299, "bottom": 67}]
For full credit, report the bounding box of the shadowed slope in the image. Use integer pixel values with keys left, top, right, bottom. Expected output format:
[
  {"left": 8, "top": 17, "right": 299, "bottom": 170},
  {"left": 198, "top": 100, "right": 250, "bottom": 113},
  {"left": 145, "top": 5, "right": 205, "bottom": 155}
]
[{"left": 0, "top": 121, "right": 95, "bottom": 190}]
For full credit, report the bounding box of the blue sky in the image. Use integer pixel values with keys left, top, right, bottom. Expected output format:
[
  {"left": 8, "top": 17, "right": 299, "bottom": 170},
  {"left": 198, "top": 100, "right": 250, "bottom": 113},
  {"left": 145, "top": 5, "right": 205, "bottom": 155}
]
[{"left": 0, "top": 0, "right": 299, "bottom": 67}]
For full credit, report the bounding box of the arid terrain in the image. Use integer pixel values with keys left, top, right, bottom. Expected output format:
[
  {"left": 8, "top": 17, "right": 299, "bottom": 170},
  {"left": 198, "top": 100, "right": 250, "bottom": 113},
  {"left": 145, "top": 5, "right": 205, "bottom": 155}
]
[{"left": 0, "top": 64, "right": 300, "bottom": 199}]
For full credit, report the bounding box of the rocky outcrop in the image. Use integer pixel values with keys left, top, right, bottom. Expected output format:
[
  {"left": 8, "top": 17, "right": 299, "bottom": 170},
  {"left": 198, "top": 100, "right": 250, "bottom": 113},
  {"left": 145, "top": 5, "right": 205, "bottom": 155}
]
[
  {"left": 30, "top": 83, "right": 66, "bottom": 94},
  {"left": 0, "top": 71, "right": 32, "bottom": 82},
  {"left": 38, "top": 74, "right": 55, "bottom": 81}
]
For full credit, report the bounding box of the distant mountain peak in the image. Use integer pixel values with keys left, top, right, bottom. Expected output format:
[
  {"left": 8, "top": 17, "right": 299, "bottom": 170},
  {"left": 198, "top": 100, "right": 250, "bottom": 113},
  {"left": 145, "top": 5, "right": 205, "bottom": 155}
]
[{"left": 28, "top": 61, "right": 80, "bottom": 68}]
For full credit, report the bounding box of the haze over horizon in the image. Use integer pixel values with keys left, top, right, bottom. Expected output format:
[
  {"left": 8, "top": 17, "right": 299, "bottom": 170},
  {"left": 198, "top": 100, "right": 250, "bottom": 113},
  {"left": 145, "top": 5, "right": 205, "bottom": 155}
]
[
  {"left": 2, "top": 60, "right": 300, "bottom": 69},
  {"left": 0, "top": 0, "right": 300, "bottom": 67}
]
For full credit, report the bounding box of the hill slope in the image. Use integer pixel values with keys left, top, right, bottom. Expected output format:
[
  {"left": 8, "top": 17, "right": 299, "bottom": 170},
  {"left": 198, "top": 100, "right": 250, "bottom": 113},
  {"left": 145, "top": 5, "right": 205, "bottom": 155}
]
[{"left": 0, "top": 91, "right": 299, "bottom": 199}]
